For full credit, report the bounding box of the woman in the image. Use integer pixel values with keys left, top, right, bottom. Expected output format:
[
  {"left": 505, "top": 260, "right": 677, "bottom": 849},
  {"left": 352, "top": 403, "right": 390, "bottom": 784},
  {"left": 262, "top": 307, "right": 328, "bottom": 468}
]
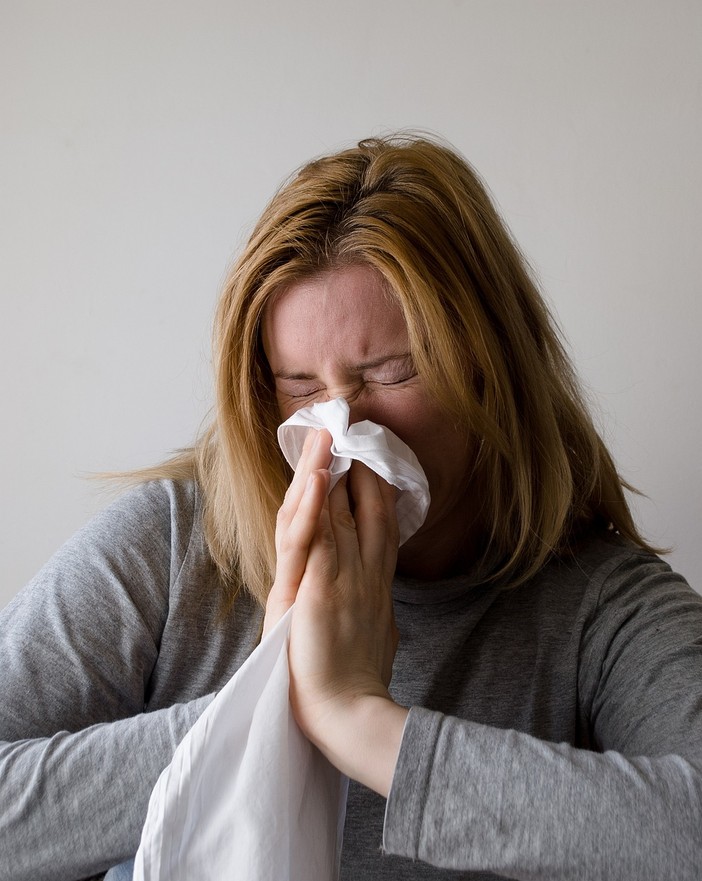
[{"left": 1, "top": 135, "right": 700, "bottom": 880}]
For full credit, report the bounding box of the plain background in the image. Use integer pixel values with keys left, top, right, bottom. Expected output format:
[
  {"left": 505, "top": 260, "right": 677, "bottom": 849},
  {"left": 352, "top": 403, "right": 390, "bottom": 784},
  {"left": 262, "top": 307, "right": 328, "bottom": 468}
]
[{"left": 2, "top": 0, "right": 700, "bottom": 609}]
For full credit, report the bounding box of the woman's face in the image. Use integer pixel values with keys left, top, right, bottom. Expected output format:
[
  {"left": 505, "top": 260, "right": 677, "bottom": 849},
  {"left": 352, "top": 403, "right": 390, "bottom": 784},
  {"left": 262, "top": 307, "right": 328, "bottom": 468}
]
[{"left": 261, "top": 263, "right": 477, "bottom": 577}]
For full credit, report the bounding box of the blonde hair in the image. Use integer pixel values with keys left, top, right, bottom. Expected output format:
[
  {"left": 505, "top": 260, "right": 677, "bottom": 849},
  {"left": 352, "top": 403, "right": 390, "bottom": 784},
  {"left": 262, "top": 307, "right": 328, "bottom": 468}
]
[{"left": 138, "top": 134, "right": 656, "bottom": 607}]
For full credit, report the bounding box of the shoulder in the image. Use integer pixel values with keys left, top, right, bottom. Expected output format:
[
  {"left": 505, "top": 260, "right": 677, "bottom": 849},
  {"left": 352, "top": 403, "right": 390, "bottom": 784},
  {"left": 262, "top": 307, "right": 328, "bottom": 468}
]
[
  {"left": 565, "top": 536, "right": 702, "bottom": 757},
  {"left": 529, "top": 529, "right": 696, "bottom": 610},
  {"left": 88, "top": 478, "right": 200, "bottom": 544},
  {"left": 522, "top": 532, "right": 702, "bottom": 756},
  {"left": 562, "top": 530, "right": 700, "bottom": 625},
  {"left": 575, "top": 534, "right": 702, "bottom": 665},
  {"left": 72, "top": 478, "right": 202, "bottom": 575},
  {"left": 0, "top": 479, "right": 210, "bottom": 737},
  {"left": 504, "top": 532, "right": 700, "bottom": 655},
  {"left": 3, "top": 478, "right": 207, "bottom": 643}
]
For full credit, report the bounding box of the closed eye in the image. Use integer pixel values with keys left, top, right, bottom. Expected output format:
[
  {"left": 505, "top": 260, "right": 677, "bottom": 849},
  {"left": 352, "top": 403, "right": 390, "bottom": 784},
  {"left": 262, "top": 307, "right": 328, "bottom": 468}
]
[
  {"left": 282, "top": 387, "right": 323, "bottom": 399},
  {"left": 368, "top": 371, "right": 418, "bottom": 387},
  {"left": 364, "top": 355, "right": 418, "bottom": 387}
]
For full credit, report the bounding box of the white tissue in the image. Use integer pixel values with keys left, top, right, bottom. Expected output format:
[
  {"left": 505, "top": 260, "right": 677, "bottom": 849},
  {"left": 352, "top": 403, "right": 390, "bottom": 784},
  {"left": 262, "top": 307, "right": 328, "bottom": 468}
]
[
  {"left": 133, "top": 607, "right": 348, "bottom": 881},
  {"left": 278, "top": 398, "right": 430, "bottom": 545}
]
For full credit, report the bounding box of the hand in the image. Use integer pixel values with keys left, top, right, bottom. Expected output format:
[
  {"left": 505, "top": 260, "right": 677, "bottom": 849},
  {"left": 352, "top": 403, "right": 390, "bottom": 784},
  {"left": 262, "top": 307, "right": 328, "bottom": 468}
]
[{"left": 264, "top": 430, "right": 409, "bottom": 796}]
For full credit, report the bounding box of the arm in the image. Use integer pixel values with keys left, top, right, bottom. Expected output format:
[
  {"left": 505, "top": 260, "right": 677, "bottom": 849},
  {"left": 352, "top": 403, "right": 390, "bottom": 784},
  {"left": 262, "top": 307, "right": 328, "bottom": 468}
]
[
  {"left": 384, "top": 708, "right": 701, "bottom": 880},
  {"left": 0, "top": 481, "right": 214, "bottom": 881},
  {"left": 1, "top": 699, "right": 211, "bottom": 881},
  {"left": 386, "top": 557, "right": 702, "bottom": 879}
]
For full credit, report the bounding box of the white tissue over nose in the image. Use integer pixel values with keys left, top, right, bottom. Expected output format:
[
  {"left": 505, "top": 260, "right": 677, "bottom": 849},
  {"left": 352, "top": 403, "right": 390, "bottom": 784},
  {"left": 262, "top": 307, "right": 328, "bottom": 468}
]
[{"left": 277, "top": 397, "right": 431, "bottom": 545}]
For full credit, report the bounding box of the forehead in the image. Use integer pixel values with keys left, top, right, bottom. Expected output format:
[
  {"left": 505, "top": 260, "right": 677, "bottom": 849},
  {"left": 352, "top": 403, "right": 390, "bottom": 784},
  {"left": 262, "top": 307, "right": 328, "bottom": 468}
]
[{"left": 261, "top": 265, "right": 409, "bottom": 369}]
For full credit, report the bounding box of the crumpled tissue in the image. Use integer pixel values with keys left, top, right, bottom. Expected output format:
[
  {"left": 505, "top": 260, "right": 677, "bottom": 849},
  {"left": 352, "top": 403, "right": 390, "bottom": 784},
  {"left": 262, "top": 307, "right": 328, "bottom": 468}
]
[
  {"left": 133, "top": 398, "right": 430, "bottom": 880},
  {"left": 278, "top": 397, "right": 430, "bottom": 546}
]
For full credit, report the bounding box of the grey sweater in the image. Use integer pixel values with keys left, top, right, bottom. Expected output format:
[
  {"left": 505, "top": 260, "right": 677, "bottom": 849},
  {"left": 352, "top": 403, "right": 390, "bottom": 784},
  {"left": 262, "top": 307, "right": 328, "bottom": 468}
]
[{"left": 1, "top": 480, "right": 701, "bottom": 880}]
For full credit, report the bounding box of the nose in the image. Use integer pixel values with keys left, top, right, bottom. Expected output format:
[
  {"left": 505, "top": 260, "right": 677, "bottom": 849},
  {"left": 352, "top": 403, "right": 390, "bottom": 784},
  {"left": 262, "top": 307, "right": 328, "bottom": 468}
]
[
  {"left": 341, "top": 392, "right": 381, "bottom": 429},
  {"left": 322, "top": 386, "right": 375, "bottom": 427}
]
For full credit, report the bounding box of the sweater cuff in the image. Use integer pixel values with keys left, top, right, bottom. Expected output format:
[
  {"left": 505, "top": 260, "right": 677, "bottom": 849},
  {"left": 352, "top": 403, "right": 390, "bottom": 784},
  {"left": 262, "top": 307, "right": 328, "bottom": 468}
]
[{"left": 382, "top": 705, "right": 443, "bottom": 859}]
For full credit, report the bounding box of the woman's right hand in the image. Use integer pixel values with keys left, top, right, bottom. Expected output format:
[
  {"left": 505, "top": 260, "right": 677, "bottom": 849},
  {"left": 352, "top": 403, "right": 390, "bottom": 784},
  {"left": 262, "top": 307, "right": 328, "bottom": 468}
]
[{"left": 262, "top": 428, "right": 332, "bottom": 637}]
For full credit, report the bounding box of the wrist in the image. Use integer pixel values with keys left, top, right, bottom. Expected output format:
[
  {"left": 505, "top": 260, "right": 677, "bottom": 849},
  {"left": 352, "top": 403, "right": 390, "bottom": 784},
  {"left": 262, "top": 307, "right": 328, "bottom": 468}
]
[{"left": 311, "top": 694, "right": 409, "bottom": 797}]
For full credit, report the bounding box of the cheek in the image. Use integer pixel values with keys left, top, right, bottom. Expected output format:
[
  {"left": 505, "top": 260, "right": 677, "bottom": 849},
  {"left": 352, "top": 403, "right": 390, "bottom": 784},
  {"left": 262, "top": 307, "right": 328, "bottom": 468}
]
[
  {"left": 371, "top": 394, "right": 448, "bottom": 460},
  {"left": 383, "top": 401, "right": 473, "bottom": 494},
  {"left": 276, "top": 394, "right": 303, "bottom": 421},
  {"left": 275, "top": 387, "right": 329, "bottom": 421}
]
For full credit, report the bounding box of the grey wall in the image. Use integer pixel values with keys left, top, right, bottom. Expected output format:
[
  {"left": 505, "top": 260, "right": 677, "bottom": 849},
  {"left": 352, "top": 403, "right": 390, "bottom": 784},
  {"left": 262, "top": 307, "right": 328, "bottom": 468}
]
[{"left": 2, "top": 0, "right": 700, "bottom": 607}]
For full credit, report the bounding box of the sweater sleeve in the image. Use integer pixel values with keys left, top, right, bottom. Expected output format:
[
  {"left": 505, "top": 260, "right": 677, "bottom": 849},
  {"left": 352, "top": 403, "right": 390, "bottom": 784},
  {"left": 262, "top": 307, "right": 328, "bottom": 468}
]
[
  {"left": 0, "top": 481, "right": 215, "bottom": 881},
  {"left": 383, "top": 554, "right": 702, "bottom": 880}
]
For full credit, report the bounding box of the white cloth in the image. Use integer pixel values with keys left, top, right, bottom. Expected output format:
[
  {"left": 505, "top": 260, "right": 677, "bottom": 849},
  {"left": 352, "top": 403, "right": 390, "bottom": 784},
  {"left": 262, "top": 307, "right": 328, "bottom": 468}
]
[
  {"left": 133, "top": 608, "right": 348, "bottom": 881},
  {"left": 278, "top": 397, "right": 430, "bottom": 545},
  {"left": 133, "top": 399, "right": 429, "bottom": 880}
]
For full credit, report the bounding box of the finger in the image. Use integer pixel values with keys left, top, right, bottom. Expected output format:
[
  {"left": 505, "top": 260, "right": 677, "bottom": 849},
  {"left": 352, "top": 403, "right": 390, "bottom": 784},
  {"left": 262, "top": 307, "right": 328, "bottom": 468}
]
[
  {"left": 278, "top": 468, "right": 331, "bottom": 582},
  {"left": 278, "top": 429, "right": 333, "bottom": 536},
  {"left": 349, "top": 463, "right": 398, "bottom": 576},
  {"left": 301, "top": 485, "right": 341, "bottom": 592},
  {"left": 273, "top": 429, "right": 332, "bottom": 598},
  {"left": 264, "top": 468, "right": 330, "bottom": 634},
  {"left": 327, "top": 474, "right": 361, "bottom": 574},
  {"left": 376, "top": 473, "right": 400, "bottom": 583}
]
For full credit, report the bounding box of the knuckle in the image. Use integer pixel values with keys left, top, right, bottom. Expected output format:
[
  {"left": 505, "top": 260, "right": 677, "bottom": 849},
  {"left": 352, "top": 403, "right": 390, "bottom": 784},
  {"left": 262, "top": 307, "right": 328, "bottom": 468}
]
[
  {"left": 276, "top": 504, "right": 291, "bottom": 528},
  {"left": 334, "top": 509, "right": 358, "bottom": 533},
  {"left": 277, "top": 533, "right": 294, "bottom": 556},
  {"left": 372, "top": 501, "right": 389, "bottom": 524},
  {"left": 303, "top": 551, "right": 337, "bottom": 584},
  {"left": 278, "top": 528, "right": 305, "bottom": 557},
  {"left": 317, "top": 557, "right": 339, "bottom": 582},
  {"left": 317, "top": 520, "right": 337, "bottom": 548}
]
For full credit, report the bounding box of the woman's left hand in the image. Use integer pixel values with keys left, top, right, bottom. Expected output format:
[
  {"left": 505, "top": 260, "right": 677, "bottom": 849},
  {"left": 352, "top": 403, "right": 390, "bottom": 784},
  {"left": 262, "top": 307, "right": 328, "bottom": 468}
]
[{"left": 265, "top": 438, "right": 409, "bottom": 796}]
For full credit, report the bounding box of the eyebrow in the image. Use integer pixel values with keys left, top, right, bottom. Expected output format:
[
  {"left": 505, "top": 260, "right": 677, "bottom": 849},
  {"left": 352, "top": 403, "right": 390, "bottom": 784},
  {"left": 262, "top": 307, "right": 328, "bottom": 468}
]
[{"left": 272, "top": 352, "right": 413, "bottom": 381}]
